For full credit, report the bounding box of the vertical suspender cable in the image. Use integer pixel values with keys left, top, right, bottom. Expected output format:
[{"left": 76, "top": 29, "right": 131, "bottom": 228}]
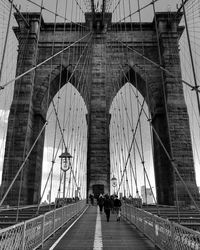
[
  {"left": 49, "top": 0, "right": 59, "bottom": 205},
  {"left": 128, "top": 0, "right": 139, "bottom": 198},
  {"left": 181, "top": 0, "right": 200, "bottom": 116},
  {"left": 137, "top": 0, "right": 148, "bottom": 205},
  {"left": 17, "top": 0, "right": 45, "bottom": 218},
  {"left": 0, "top": 0, "right": 13, "bottom": 84}
]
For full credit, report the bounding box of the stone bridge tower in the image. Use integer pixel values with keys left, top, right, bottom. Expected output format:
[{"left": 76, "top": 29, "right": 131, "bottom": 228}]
[{"left": 1, "top": 11, "right": 199, "bottom": 206}]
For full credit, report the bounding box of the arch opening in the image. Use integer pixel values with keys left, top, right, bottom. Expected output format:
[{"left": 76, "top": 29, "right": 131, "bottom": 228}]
[
  {"left": 109, "top": 65, "right": 175, "bottom": 205},
  {"left": 109, "top": 82, "right": 156, "bottom": 204},
  {"left": 40, "top": 81, "right": 88, "bottom": 204}
]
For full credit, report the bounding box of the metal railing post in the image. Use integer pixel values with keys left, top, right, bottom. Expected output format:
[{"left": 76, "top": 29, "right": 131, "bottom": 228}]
[
  {"left": 125, "top": 203, "right": 128, "bottom": 220},
  {"left": 41, "top": 214, "right": 45, "bottom": 248},
  {"left": 171, "top": 222, "right": 175, "bottom": 250},
  {"left": 62, "top": 205, "right": 64, "bottom": 226},
  {"left": 22, "top": 221, "right": 26, "bottom": 250},
  {"left": 153, "top": 214, "right": 157, "bottom": 247},
  {"left": 130, "top": 205, "right": 132, "bottom": 223},
  {"left": 53, "top": 210, "right": 55, "bottom": 234},
  {"left": 75, "top": 202, "right": 78, "bottom": 216},
  {"left": 142, "top": 211, "right": 145, "bottom": 234},
  {"left": 129, "top": 206, "right": 131, "bottom": 221},
  {"left": 134, "top": 206, "right": 137, "bottom": 226}
]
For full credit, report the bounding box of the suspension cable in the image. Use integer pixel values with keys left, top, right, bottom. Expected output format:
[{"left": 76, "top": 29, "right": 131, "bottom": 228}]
[
  {"left": 0, "top": 0, "right": 13, "bottom": 84},
  {"left": 7, "top": 0, "right": 30, "bottom": 28},
  {"left": 181, "top": 0, "right": 200, "bottom": 116},
  {"left": 26, "top": 0, "right": 87, "bottom": 29},
  {"left": 117, "top": 0, "right": 158, "bottom": 23},
  {"left": 128, "top": 81, "right": 200, "bottom": 212},
  {"left": 1, "top": 27, "right": 90, "bottom": 205},
  {"left": 0, "top": 119, "right": 49, "bottom": 206},
  {"left": 117, "top": 100, "right": 145, "bottom": 193},
  {"left": 0, "top": 32, "right": 91, "bottom": 90},
  {"left": 113, "top": 37, "right": 200, "bottom": 93}
]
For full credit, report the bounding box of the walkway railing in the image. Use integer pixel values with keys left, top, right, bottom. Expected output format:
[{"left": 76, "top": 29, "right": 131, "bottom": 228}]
[
  {"left": 122, "top": 203, "right": 200, "bottom": 250},
  {"left": 0, "top": 200, "right": 86, "bottom": 250}
]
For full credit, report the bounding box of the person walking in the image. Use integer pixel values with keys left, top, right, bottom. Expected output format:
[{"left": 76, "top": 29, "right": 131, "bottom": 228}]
[
  {"left": 110, "top": 195, "right": 115, "bottom": 213},
  {"left": 114, "top": 195, "right": 122, "bottom": 221},
  {"left": 97, "top": 194, "right": 104, "bottom": 213},
  {"left": 103, "top": 194, "right": 112, "bottom": 222},
  {"left": 89, "top": 193, "right": 94, "bottom": 205}
]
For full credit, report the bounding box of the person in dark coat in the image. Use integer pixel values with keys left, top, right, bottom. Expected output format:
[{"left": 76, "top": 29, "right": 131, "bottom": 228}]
[
  {"left": 89, "top": 193, "right": 94, "bottom": 205},
  {"left": 114, "top": 195, "right": 122, "bottom": 221},
  {"left": 97, "top": 194, "right": 104, "bottom": 213},
  {"left": 103, "top": 194, "right": 112, "bottom": 222},
  {"left": 110, "top": 195, "right": 115, "bottom": 213}
]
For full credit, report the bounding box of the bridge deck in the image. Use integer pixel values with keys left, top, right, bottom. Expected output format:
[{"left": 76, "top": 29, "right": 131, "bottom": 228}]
[{"left": 44, "top": 205, "right": 156, "bottom": 250}]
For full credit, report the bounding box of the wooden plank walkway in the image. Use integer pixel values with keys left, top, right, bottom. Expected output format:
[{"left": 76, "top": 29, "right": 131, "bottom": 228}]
[{"left": 44, "top": 205, "right": 156, "bottom": 250}]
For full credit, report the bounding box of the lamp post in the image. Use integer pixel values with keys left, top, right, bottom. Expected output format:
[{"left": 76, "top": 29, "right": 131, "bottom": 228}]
[
  {"left": 59, "top": 147, "right": 72, "bottom": 200},
  {"left": 111, "top": 175, "right": 117, "bottom": 195}
]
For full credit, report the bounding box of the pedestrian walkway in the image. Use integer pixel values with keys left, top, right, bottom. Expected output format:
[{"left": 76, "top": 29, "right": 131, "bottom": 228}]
[{"left": 46, "top": 205, "right": 156, "bottom": 250}]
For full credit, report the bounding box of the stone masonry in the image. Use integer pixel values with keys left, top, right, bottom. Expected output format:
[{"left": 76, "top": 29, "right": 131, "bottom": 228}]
[{"left": 1, "top": 11, "right": 199, "bottom": 206}]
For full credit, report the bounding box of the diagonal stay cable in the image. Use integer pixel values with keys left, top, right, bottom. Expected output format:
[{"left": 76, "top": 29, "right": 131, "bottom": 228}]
[
  {"left": 115, "top": 66, "right": 156, "bottom": 203},
  {"left": 117, "top": 99, "right": 145, "bottom": 193},
  {"left": 181, "top": 0, "right": 200, "bottom": 117},
  {"left": 7, "top": 0, "right": 30, "bottom": 28},
  {"left": 26, "top": 0, "right": 87, "bottom": 29},
  {"left": 0, "top": 0, "right": 14, "bottom": 83},
  {"left": 177, "top": 0, "right": 190, "bottom": 14},
  {"left": 50, "top": 36, "right": 92, "bottom": 194},
  {"left": 112, "top": 36, "right": 200, "bottom": 93},
  {"left": 128, "top": 82, "right": 200, "bottom": 213},
  {"left": 37, "top": 128, "right": 63, "bottom": 213},
  {"left": 74, "top": 0, "right": 85, "bottom": 14},
  {"left": 117, "top": 62, "right": 158, "bottom": 204},
  {"left": 152, "top": 125, "right": 200, "bottom": 213},
  {"left": 119, "top": 57, "right": 200, "bottom": 210},
  {"left": 29, "top": 36, "right": 92, "bottom": 211},
  {"left": 112, "top": 92, "right": 143, "bottom": 198},
  {"left": 0, "top": 34, "right": 92, "bottom": 206},
  {"left": 117, "top": 0, "right": 159, "bottom": 23},
  {"left": 0, "top": 32, "right": 92, "bottom": 90},
  {"left": 112, "top": 0, "right": 121, "bottom": 14},
  {"left": 0, "top": 118, "right": 50, "bottom": 206},
  {"left": 134, "top": 131, "right": 157, "bottom": 205}
]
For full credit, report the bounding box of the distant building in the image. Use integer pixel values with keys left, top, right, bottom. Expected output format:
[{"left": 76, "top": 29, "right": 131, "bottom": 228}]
[{"left": 141, "top": 186, "right": 154, "bottom": 204}]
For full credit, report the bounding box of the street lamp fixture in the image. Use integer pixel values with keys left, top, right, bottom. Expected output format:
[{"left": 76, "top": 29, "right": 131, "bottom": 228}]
[
  {"left": 59, "top": 147, "right": 72, "bottom": 171},
  {"left": 111, "top": 175, "right": 117, "bottom": 194},
  {"left": 59, "top": 147, "right": 72, "bottom": 200}
]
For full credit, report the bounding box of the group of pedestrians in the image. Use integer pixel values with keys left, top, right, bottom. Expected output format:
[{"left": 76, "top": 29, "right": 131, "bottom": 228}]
[{"left": 97, "top": 194, "right": 122, "bottom": 222}]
